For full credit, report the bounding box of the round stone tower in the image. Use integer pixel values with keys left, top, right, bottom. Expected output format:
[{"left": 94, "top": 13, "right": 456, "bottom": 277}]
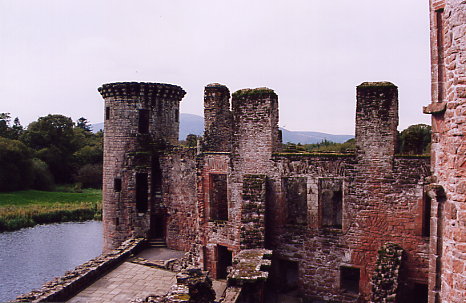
[{"left": 98, "top": 82, "right": 186, "bottom": 252}]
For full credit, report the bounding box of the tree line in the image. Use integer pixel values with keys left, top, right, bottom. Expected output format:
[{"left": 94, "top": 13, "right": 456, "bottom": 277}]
[
  {"left": 0, "top": 113, "right": 102, "bottom": 192},
  {"left": 281, "top": 124, "right": 431, "bottom": 155}
]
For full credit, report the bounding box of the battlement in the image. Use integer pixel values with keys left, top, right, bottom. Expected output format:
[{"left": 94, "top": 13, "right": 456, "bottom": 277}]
[{"left": 98, "top": 82, "right": 185, "bottom": 101}]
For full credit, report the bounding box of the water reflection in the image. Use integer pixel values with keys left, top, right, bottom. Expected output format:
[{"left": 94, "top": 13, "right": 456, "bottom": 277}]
[{"left": 0, "top": 221, "right": 102, "bottom": 302}]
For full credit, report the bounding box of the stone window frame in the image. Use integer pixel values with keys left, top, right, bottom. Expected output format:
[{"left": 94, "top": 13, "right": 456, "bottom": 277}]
[
  {"left": 208, "top": 173, "right": 228, "bottom": 221},
  {"left": 282, "top": 176, "right": 308, "bottom": 226},
  {"left": 318, "top": 177, "right": 344, "bottom": 230}
]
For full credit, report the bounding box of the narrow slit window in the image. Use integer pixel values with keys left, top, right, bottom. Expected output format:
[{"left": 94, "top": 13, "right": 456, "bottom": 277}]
[
  {"left": 105, "top": 107, "right": 111, "bottom": 120},
  {"left": 436, "top": 9, "right": 445, "bottom": 102},
  {"left": 138, "top": 109, "right": 149, "bottom": 134},
  {"left": 136, "top": 173, "right": 148, "bottom": 212},
  {"left": 175, "top": 109, "right": 179, "bottom": 122},
  {"left": 114, "top": 178, "right": 122, "bottom": 192},
  {"left": 422, "top": 195, "right": 432, "bottom": 237}
]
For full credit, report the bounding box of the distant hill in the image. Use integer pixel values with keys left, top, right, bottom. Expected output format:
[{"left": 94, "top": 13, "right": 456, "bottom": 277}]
[
  {"left": 280, "top": 128, "right": 353, "bottom": 144},
  {"left": 92, "top": 113, "right": 353, "bottom": 144},
  {"left": 91, "top": 122, "right": 104, "bottom": 132}
]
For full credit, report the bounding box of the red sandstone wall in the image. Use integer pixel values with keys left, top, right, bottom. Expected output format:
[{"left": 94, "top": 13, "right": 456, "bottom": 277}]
[
  {"left": 428, "top": 1, "right": 466, "bottom": 302},
  {"left": 161, "top": 149, "right": 198, "bottom": 252},
  {"left": 266, "top": 154, "right": 430, "bottom": 302}
]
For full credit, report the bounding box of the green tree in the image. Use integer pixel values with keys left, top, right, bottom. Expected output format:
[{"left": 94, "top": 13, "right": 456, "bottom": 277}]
[
  {"left": 399, "top": 124, "right": 431, "bottom": 155},
  {"left": 185, "top": 134, "right": 199, "bottom": 148},
  {"left": 21, "top": 115, "right": 76, "bottom": 183},
  {"left": 0, "top": 138, "right": 33, "bottom": 191},
  {"left": 76, "top": 117, "right": 92, "bottom": 132},
  {"left": 0, "top": 113, "right": 23, "bottom": 140}
]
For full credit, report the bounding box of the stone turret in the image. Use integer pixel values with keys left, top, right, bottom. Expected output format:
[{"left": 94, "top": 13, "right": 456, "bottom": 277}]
[{"left": 98, "top": 82, "right": 185, "bottom": 252}]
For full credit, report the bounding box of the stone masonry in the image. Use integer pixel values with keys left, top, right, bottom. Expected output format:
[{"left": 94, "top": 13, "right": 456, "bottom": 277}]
[
  {"left": 98, "top": 81, "right": 433, "bottom": 302},
  {"left": 425, "top": 1, "right": 466, "bottom": 302}
]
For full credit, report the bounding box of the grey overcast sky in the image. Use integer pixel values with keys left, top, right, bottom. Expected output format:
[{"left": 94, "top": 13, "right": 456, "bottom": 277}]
[{"left": 0, "top": 0, "right": 431, "bottom": 134}]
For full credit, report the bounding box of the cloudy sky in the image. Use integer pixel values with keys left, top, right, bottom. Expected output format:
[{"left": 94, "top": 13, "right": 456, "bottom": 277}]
[{"left": 0, "top": 0, "right": 431, "bottom": 134}]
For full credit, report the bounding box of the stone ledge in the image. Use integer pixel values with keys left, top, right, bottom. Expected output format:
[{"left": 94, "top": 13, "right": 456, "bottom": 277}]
[
  {"left": 423, "top": 102, "right": 447, "bottom": 114},
  {"left": 227, "top": 249, "right": 272, "bottom": 286}
]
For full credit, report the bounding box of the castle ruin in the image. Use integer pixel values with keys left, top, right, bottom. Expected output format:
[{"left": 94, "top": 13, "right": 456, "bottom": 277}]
[{"left": 96, "top": 1, "right": 465, "bottom": 302}]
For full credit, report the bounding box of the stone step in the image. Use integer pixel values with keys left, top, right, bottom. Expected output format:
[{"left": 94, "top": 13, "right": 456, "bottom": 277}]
[{"left": 146, "top": 238, "right": 167, "bottom": 248}]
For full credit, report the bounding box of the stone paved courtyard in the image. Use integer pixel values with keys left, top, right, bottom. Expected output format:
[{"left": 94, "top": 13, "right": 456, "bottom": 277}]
[{"left": 66, "top": 262, "right": 176, "bottom": 303}]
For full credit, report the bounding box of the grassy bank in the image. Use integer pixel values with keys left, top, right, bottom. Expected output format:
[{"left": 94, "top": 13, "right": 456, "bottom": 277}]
[{"left": 0, "top": 188, "right": 102, "bottom": 232}]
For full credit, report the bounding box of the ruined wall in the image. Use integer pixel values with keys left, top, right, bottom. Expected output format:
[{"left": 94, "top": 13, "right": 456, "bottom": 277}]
[
  {"left": 197, "top": 153, "right": 238, "bottom": 278},
  {"left": 263, "top": 83, "right": 431, "bottom": 302},
  {"left": 203, "top": 84, "right": 233, "bottom": 152},
  {"left": 427, "top": 1, "right": 466, "bottom": 302},
  {"left": 99, "top": 82, "right": 185, "bottom": 252},
  {"left": 231, "top": 88, "right": 279, "bottom": 250},
  {"left": 160, "top": 148, "right": 198, "bottom": 252}
]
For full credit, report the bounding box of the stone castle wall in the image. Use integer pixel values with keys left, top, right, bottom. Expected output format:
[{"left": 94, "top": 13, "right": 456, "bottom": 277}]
[
  {"left": 427, "top": 1, "right": 466, "bottom": 302},
  {"left": 99, "top": 81, "right": 434, "bottom": 302}
]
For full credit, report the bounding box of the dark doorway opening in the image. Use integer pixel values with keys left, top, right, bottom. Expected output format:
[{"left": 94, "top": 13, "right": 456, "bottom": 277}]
[
  {"left": 279, "top": 259, "right": 299, "bottom": 292},
  {"left": 340, "top": 266, "right": 360, "bottom": 294},
  {"left": 150, "top": 213, "right": 165, "bottom": 238},
  {"left": 136, "top": 173, "right": 148, "bottom": 213},
  {"left": 404, "top": 283, "right": 428, "bottom": 303},
  {"left": 150, "top": 156, "right": 164, "bottom": 238},
  {"left": 216, "top": 245, "right": 232, "bottom": 279}
]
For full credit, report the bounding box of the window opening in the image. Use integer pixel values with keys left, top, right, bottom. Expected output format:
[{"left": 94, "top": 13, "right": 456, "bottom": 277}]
[
  {"left": 138, "top": 109, "right": 149, "bottom": 133},
  {"left": 283, "top": 177, "right": 307, "bottom": 225},
  {"left": 210, "top": 174, "right": 228, "bottom": 220},
  {"left": 105, "top": 107, "right": 110, "bottom": 120},
  {"left": 114, "top": 178, "right": 122, "bottom": 192},
  {"left": 422, "top": 195, "right": 432, "bottom": 237},
  {"left": 319, "top": 178, "right": 343, "bottom": 228},
  {"left": 436, "top": 9, "right": 445, "bottom": 102}
]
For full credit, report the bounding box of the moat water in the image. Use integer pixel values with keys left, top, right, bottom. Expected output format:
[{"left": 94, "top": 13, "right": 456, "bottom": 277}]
[{"left": 0, "top": 221, "right": 102, "bottom": 302}]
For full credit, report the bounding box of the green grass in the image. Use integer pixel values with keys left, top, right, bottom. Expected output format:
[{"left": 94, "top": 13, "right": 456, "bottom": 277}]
[{"left": 0, "top": 188, "right": 102, "bottom": 232}]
